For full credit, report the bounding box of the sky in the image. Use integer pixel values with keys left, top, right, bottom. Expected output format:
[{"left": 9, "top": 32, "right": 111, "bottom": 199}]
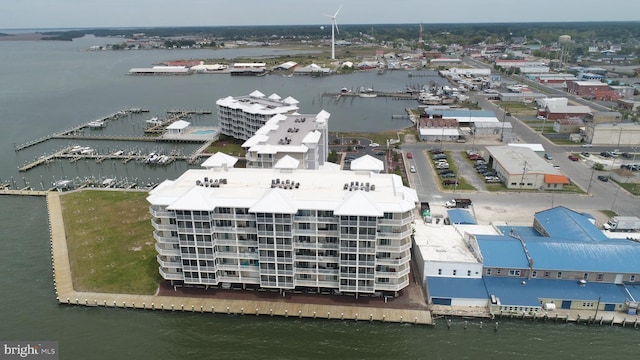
[{"left": 2, "top": 0, "right": 639, "bottom": 29}]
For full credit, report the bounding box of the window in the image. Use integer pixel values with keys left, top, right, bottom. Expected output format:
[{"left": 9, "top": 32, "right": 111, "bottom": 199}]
[
  {"left": 583, "top": 273, "right": 589, "bottom": 280},
  {"left": 438, "top": 269, "right": 442, "bottom": 275},
  {"left": 531, "top": 271, "right": 537, "bottom": 278},
  {"left": 556, "top": 272, "right": 562, "bottom": 279},
  {"left": 544, "top": 271, "right": 550, "bottom": 278},
  {"left": 496, "top": 269, "right": 502, "bottom": 275},
  {"left": 452, "top": 269, "right": 457, "bottom": 276},
  {"left": 486, "top": 269, "right": 492, "bottom": 276},
  {"left": 508, "top": 269, "right": 521, "bottom": 276},
  {"left": 467, "top": 270, "right": 471, "bottom": 277},
  {"left": 631, "top": 275, "right": 636, "bottom": 282},
  {"left": 597, "top": 273, "right": 603, "bottom": 281}
]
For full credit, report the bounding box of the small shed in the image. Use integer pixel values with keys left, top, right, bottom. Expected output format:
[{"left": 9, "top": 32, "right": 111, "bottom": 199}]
[{"left": 166, "top": 120, "right": 190, "bottom": 135}]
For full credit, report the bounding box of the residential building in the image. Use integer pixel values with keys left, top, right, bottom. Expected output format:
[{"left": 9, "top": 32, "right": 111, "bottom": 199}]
[
  {"left": 216, "top": 90, "right": 299, "bottom": 140},
  {"left": 148, "top": 164, "right": 418, "bottom": 297},
  {"left": 242, "top": 111, "right": 330, "bottom": 170}
]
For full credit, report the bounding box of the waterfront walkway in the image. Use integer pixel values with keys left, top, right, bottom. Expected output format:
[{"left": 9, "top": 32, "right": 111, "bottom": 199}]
[{"left": 46, "top": 191, "right": 432, "bottom": 325}]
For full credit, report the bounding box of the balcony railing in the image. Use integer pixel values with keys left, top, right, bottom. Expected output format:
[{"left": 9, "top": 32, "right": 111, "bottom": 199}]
[
  {"left": 153, "top": 232, "right": 178, "bottom": 244},
  {"left": 155, "top": 243, "right": 180, "bottom": 257},
  {"left": 159, "top": 268, "right": 183, "bottom": 281},
  {"left": 152, "top": 222, "right": 177, "bottom": 232},
  {"left": 374, "top": 278, "right": 409, "bottom": 291},
  {"left": 156, "top": 255, "right": 181, "bottom": 268}
]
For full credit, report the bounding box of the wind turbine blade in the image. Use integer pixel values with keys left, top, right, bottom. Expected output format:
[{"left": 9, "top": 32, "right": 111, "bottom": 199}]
[
  {"left": 334, "top": 4, "right": 343, "bottom": 18},
  {"left": 322, "top": 14, "right": 333, "bottom": 18},
  {"left": 335, "top": 21, "right": 340, "bottom": 35}
]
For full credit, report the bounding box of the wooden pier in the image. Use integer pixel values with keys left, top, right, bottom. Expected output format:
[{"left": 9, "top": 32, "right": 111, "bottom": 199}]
[
  {"left": 14, "top": 108, "right": 137, "bottom": 151},
  {"left": 18, "top": 147, "right": 185, "bottom": 172}
]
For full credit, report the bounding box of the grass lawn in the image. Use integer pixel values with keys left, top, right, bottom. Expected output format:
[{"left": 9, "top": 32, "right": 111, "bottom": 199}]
[
  {"left": 60, "top": 190, "right": 159, "bottom": 295},
  {"left": 600, "top": 209, "right": 618, "bottom": 218},
  {"left": 615, "top": 181, "right": 640, "bottom": 196},
  {"left": 206, "top": 135, "right": 245, "bottom": 157}
]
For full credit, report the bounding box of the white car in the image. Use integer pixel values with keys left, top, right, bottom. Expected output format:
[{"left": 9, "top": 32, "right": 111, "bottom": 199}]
[
  {"left": 369, "top": 142, "right": 380, "bottom": 147},
  {"left": 537, "top": 115, "right": 546, "bottom": 120},
  {"left": 410, "top": 165, "right": 416, "bottom": 173}
]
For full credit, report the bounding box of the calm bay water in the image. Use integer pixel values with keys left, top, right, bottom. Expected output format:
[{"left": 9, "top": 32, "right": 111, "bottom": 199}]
[{"left": 0, "top": 35, "right": 638, "bottom": 359}]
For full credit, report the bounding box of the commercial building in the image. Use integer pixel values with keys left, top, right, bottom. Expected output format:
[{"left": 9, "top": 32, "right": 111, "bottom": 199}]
[
  {"left": 148, "top": 164, "right": 418, "bottom": 297},
  {"left": 584, "top": 123, "right": 640, "bottom": 146},
  {"left": 420, "top": 206, "right": 640, "bottom": 313},
  {"left": 484, "top": 146, "right": 569, "bottom": 190},
  {"left": 216, "top": 90, "right": 299, "bottom": 140},
  {"left": 242, "top": 111, "right": 330, "bottom": 170},
  {"left": 566, "top": 81, "right": 620, "bottom": 101}
]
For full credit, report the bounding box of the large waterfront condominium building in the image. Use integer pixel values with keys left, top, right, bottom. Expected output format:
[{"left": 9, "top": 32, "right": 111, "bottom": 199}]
[
  {"left": 242, "top": 110, "right": 330, "bottom": 170},
  {"left": 216, "top": 90, "right": 299, "bottom": 140},
  {"left": 147, "top": 165, "right": 418, "bottom": 296}
]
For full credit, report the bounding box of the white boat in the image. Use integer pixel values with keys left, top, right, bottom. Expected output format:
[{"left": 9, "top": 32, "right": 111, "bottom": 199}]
[
  {"left": 359, "top": 93, "right": 377, "bottom": 98},
  {"left": 87, "top": 120, "right": 106, "bottom": 128},
  {"left": 102, "top": 178, "right": 116, "bottom": 188},
  {"left": 145, "top": 117, "right": 162, "bottom": 125},
  {"left": 145, "top": 153, "right": 159, "bottom": 163}
]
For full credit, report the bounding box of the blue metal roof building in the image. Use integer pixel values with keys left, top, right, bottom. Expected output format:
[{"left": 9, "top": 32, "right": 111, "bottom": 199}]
[
  {"left": 427, "top": 277, "right": 489, "bottom": 306},
  {"left": 484, "top": 277, "right": 629, "bottom": 307},
  {"left": 447, "top": 209, "right": 476, "bottom": 225},
  {"left": 533, "top": 207, "right": 606, "bottom": 242},
  {"left": 524, "top": 237, "right": 640, "bottom": 273},
  {"left": 476, "top": 235, "right": 529, "bottom": 269}
]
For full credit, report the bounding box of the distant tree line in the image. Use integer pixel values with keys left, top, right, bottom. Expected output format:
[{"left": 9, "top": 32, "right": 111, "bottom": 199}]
[{"left": 39, "top": 22, "right": 640, "bottom": 48}]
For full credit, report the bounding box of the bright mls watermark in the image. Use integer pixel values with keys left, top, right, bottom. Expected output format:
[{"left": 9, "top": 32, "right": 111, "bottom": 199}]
[{"left": 1, "top": 342, "right": 57, "bottom": 359}]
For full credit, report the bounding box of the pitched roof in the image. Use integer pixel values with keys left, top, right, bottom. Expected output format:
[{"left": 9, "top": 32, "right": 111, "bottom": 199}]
[
  {"left": 350, "top": 154, "right": 384, "bottom": 172},
  {"left": 334, "top": 190, "right": 383, "bottom": 217},
  {"left": 249, "top": 188, "right": 298, "bottom": 214},
  {"left": 200, "top": 152, "right": 238, "bottom": 168}
]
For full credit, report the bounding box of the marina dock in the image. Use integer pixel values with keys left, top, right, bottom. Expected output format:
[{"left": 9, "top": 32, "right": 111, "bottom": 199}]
[
  {"left": 14, "top": 108, "right": 218, "bottom": 172},
  {"left": 323, "top": 91, "right": 419, "bottom": 100}
]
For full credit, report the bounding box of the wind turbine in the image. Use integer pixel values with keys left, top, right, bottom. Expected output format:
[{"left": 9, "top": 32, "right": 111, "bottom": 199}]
[{"left": 323, "top": 5, "right": 342, "bottom": 60}]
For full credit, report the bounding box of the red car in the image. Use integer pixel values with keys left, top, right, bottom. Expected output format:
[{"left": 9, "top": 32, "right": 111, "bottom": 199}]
[
  {"left": 568, "top": 155, "right": 579, "bottom": 161},
  {"left": 407, "top": 152, "right": 413, "bottom": 159}
]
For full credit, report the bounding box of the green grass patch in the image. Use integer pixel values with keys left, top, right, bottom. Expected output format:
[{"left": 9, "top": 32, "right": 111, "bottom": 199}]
[
  {"left": 614, "top": 181, "right": 640, "bottom": 196},
  {"left": 60, "top": 190, "right": 159, "bottom": 294},
  {"left": 206, "top": 135, "right": 245, "bottom": 157}
]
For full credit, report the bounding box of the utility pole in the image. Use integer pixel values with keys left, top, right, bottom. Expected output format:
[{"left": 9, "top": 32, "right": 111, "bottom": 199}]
[
  {"left": 586, "top": 167, "right": 595, "bottom": 195},
  {"left": 520, "top": 160, "right": 528, "bottom": 190}
]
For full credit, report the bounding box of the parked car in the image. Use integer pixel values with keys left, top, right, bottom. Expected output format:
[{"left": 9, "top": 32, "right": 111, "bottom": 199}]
[
  {"left": 581, "top": 152, "right": 590, "bottom": 157},
  {"left": 429, "top": 149, "right": 444, "bottom": 154},
  {"left": 581, "top": 144, "right": 593, "bottom": 148},
  {"left": 485, "top": 176, "right": 502, "bottom": 183},
  {"left": 375, "top": 151, "right": 386, "bottom": 156},
  {"left": 544, "top": 153, "right": 553, "bottom": 160},
  {"left": 440, "top": 172, "right": 456, "bottom": 178},
  {"left": 568, "top": 155, "right": 579, "bottom": 161},
  {"left": 354, "top": 145, "right": 365, "bottom": 150},
  {"left": 438, "top": 169, "right": 454, "bottom": 175},
  {"left": 433, "top": 154, "right": 447, "bottom": 160},
  {"left": 597, "top": 175, "right": 609, "bottom": 182},
  {"left": 442, "top": 179, "right": 459, "bottom": 185},
  {"left": 410, "top": 165, "right": 416, "bottom": 173},
  {"left": 537, "top": 115, "right": 546, "bottom": 120},
  {"left": 369, "top": 142, "right": 380, "bottom": 147},
  {"left": 406, "top": 152, "right": 413, "bottom": 159}
]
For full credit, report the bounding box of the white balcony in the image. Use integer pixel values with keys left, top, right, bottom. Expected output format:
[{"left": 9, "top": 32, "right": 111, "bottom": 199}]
[
  {"left": 155, "top": 243, "right": 180, "bottom": 257},
  {"left": 374, "top": 278, "right": 409, "bottom": 292},
  {"left": 159, "top": 267, "right": 183, "bottom": 281}
]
